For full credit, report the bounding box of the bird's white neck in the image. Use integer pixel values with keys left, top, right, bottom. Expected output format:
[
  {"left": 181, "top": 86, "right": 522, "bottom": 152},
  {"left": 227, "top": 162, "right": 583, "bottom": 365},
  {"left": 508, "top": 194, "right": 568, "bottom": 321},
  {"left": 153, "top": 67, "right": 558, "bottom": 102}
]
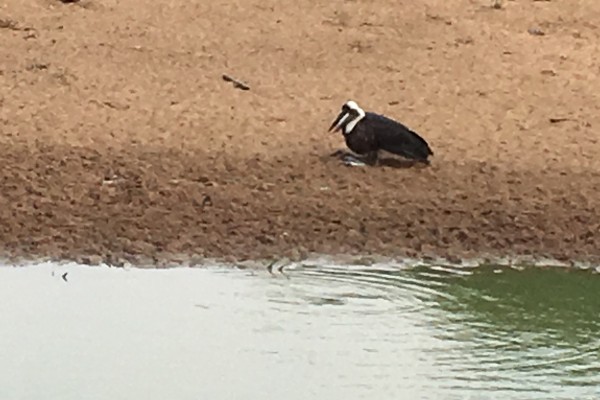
[{"left": 344, "top": 111, "right": 365, "bottom": 134}]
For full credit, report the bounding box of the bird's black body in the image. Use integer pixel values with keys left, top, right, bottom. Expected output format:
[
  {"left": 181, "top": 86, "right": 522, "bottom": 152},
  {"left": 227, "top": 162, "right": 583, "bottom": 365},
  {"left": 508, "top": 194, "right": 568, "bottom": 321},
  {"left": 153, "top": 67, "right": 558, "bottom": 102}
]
[
  {"left": 328, "top": 101, "right": 434, "bottom": 166},
  {"left": 344, "top": 112, "right": 433, "bottom": 163}
]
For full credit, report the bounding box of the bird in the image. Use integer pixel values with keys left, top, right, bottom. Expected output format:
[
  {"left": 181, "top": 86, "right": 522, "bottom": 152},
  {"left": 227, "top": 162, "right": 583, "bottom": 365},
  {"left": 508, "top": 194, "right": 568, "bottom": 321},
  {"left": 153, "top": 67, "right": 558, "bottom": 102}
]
[{"left": 328, "top": 100, "right": 434, "bottom": 167}]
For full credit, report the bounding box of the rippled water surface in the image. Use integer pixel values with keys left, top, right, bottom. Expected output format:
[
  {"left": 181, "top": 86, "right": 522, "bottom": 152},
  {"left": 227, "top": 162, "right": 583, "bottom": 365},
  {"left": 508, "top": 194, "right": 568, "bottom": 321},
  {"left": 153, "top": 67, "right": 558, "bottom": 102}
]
[{"left": 1, "top": 261, "right": 600, "bottom": 400}]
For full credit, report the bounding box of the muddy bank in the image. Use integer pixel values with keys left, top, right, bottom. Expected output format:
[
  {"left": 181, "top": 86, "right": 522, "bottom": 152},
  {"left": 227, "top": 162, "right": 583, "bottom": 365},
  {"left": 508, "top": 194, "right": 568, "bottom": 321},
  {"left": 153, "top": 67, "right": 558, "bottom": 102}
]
[
  {"left": 1, "top": 141, "right": 599, "bottom": 266},
  {"left": 1, "top": 0, "right": 599, "bottom": 266}
]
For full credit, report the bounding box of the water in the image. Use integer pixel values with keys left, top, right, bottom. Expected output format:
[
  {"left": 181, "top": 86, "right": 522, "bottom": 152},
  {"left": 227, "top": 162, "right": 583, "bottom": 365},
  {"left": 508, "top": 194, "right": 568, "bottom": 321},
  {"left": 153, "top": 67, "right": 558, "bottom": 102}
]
[{"left": 1, "top": 261, "right": 599, "bottom": 400}]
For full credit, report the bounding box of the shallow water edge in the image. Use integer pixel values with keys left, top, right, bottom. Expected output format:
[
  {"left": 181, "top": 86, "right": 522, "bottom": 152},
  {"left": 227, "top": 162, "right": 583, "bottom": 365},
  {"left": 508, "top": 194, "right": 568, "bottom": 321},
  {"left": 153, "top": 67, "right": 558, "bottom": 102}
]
[{"left": 1, "top": 252, "right": 599, "bottom": 273}]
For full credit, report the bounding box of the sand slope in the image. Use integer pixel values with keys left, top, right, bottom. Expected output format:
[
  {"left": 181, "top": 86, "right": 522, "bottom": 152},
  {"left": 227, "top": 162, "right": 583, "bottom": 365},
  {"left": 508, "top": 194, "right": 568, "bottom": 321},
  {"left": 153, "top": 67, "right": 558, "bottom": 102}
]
[{"left": 1, "top": 0, "right": 599, "bottom": 265}]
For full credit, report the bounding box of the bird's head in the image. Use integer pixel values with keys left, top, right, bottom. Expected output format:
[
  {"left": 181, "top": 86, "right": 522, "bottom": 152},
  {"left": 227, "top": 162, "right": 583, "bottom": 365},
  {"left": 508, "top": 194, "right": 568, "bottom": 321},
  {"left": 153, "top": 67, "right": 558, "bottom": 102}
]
[{"left": 328, "top": 100, "right": 366, "bottom": 135}]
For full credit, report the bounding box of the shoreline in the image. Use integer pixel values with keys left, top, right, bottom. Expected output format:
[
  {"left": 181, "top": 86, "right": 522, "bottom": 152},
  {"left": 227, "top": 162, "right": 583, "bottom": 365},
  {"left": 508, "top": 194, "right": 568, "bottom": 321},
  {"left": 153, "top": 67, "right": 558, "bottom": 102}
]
[{"left": 2, "top": 251, "right": 599, "bottom": 272}]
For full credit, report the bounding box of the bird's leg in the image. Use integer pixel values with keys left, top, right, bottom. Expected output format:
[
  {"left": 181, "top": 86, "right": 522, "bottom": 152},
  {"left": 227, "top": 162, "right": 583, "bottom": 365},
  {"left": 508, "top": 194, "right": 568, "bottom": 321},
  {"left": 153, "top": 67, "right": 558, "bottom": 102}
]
[
  {"left": 341, "top": 151, "right": 380, "bottom": 167},
  {"left": 364, "top": 151, "right": 379, "bottom": 166},
  {"left": 341, "top": 153, "right": 368, "bottom": 167}
]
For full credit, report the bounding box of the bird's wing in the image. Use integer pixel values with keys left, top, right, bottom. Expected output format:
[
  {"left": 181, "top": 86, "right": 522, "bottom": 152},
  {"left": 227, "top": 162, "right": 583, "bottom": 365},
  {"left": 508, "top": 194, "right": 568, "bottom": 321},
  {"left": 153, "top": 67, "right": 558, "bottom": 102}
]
[{"left": 366, "top": 113, "right": 433, "bottom": 159}]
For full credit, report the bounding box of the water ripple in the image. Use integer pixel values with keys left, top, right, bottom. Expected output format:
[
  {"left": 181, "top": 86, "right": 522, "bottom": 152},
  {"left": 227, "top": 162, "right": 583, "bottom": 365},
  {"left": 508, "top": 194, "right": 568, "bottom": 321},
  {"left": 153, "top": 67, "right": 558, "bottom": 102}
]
[{"left": 264, "top": 262, "right": 600, "bottom": 398}]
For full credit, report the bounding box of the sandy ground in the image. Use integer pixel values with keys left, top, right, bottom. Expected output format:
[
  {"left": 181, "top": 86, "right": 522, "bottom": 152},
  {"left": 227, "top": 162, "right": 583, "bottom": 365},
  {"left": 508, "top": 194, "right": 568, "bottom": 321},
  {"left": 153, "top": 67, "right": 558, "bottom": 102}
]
[{"left": 1, "top": 0, "right": 600, "bottom": 266}]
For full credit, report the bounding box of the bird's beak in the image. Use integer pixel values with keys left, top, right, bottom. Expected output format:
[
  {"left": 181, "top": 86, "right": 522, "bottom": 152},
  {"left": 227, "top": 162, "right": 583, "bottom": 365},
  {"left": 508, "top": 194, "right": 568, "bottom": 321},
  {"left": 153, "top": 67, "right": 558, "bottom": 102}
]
[{"left": 328, "top": 112, "right": 349, "bottom": 133}]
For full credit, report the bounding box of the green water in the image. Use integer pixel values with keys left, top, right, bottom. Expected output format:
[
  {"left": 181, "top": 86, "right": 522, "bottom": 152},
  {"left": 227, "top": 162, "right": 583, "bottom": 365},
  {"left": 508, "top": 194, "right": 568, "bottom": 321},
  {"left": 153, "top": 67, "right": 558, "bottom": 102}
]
[
  {"left": 269, "top": 262, "right": 600, "bottom": 398},
  {"left": 414, "top": 265, "right": 600, "bottom": 395},
  {"left": 1, "top": 261, "right": 599, "bottom": 399}
]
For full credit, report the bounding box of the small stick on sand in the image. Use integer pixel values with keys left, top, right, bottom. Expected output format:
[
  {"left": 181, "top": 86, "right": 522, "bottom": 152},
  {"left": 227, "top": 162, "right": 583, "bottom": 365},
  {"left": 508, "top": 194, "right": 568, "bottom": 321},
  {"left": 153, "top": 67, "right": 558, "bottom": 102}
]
[
  {"left": 222, "top": 74, "right": 250, "bottom": 91},
  {"left": 549, "top": 117, "right": 573, "bottom": 123}
]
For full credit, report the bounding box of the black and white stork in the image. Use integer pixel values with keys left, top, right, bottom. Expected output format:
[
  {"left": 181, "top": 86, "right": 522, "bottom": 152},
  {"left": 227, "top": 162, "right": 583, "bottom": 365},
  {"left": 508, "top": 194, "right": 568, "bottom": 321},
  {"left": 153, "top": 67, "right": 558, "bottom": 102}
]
[{"left": 328, "top": 100, "right": 434, "bottom": 166}]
